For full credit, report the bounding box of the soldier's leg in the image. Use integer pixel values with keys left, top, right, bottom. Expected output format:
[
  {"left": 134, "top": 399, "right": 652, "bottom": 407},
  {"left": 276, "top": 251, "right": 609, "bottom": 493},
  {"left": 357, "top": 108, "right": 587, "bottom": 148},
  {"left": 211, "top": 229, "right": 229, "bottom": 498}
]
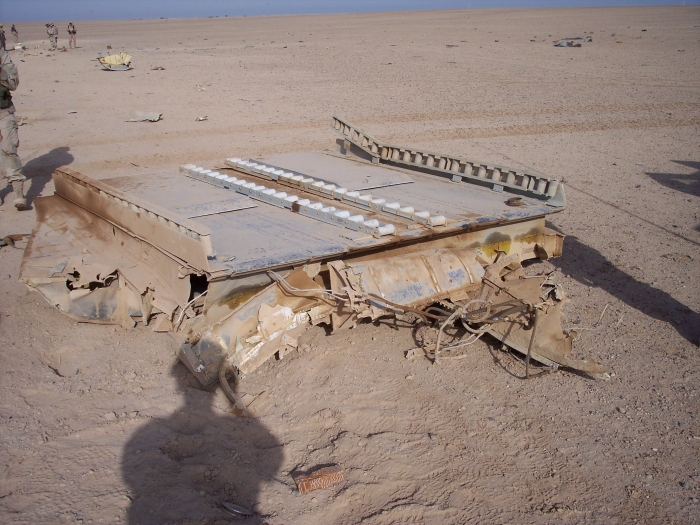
[
  {"left": 0, "top": 166, "right": 6, "bottom": 205},
  {"left": 0, "top": 112, "right": 26, "bottom": 210}
]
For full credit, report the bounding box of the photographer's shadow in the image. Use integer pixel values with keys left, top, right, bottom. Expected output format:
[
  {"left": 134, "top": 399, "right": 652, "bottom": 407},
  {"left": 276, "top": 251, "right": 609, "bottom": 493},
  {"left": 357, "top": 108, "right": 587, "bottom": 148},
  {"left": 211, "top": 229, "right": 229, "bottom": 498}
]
[{"left": 122, "top": 363, "right": 282, "bottom": 525}]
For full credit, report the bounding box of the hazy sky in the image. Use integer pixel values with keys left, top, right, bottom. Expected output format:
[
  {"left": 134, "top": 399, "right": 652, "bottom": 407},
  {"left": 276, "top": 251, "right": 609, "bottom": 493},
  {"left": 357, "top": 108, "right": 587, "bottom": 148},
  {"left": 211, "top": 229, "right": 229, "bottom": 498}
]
[{"left": 1, "top": 0, "right": 697, "bottom": 22}]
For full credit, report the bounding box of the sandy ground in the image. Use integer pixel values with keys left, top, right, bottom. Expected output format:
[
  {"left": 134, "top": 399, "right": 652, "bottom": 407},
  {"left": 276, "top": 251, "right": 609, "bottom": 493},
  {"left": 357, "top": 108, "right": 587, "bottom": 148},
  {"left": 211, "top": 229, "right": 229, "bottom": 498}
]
[{"left": 1, "top": 6, "right": 699, "bottom": 524}]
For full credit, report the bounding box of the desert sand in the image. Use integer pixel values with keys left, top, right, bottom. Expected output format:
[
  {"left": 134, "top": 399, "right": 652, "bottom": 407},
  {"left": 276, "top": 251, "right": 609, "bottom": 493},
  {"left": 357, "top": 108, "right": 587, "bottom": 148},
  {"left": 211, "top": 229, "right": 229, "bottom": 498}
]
[{"left": 0, "top": 6, "right": 699, "bottom": 524}]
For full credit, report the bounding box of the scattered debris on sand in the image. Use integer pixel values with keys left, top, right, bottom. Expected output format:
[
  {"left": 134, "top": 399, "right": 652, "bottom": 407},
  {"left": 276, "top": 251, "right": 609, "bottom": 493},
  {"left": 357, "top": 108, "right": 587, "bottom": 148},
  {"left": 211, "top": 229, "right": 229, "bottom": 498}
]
[
  {"left": 97, "top": 51, "right": 132, "bottom": 70},
  {"left": 128, "top": 110, "right": 162, "bottom": 122},
  {"left": 294, "top": 465, "right": 345, "bottom": 494}
]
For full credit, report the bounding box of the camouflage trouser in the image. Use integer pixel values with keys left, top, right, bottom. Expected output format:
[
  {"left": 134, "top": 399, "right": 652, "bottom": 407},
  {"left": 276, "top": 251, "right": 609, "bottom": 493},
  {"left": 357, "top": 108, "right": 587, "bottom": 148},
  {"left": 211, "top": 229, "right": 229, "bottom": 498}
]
[
  {"left": 0, "top": 106, "right": 24, "bottom": 183},
  {"left": 50, "top": 35, "right": 57, "bottom": 49}
]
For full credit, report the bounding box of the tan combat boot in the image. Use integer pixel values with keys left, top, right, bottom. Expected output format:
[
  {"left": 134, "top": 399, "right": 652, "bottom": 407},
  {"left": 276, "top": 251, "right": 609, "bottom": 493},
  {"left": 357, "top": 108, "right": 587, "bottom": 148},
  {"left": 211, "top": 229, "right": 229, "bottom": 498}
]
[{"left": 12, "top": 180, "right": 26, "bottom": 210}]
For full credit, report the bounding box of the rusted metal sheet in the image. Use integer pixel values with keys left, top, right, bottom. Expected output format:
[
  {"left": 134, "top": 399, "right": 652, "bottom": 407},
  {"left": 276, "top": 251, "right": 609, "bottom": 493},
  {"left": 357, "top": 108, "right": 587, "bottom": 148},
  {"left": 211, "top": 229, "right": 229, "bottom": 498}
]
[{"left": 294, "top": 465, "right": 345, "bottom": 495}]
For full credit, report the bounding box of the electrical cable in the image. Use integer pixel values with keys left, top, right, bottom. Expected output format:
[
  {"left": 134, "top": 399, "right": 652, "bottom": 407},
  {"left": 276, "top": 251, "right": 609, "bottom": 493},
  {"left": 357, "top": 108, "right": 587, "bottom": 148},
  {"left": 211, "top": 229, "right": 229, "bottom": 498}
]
[
  {"left": 434, "top": 299, "right": 490, "bottom": 363},
  {"left": 267, "top": 270, "right": 348, "bottom": 302},
  {"left": 218, "top": 361, "right": 249, "bottom": 417},
  {"left": 175, "top": 289, "right": 208, "bottom": 327}
]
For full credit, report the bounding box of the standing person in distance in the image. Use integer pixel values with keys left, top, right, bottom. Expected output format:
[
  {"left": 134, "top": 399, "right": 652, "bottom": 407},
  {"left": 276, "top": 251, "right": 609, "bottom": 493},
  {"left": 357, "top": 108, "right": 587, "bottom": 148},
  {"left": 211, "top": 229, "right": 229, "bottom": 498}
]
[
  {"left": 0, "top": 46, "right": 26, "bottom": 210},
  {"left": 0, "top": 26, "right": 6, "bottom": 51},
  {"left": 67, "top": 22, "right": 76, "bottom": 49},
  {"left": 11, "top": 25, "right": 19, "bottom": 45},
  {"left": 46, "top": 23, "right": 58, "bottom": 50}
]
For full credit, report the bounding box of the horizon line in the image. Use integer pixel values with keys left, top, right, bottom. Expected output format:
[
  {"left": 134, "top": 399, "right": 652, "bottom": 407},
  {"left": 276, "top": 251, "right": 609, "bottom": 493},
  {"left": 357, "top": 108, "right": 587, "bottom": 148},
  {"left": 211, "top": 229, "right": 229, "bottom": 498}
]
[{"left": 2, "top": 1, "right": 698, "bottom": 24}]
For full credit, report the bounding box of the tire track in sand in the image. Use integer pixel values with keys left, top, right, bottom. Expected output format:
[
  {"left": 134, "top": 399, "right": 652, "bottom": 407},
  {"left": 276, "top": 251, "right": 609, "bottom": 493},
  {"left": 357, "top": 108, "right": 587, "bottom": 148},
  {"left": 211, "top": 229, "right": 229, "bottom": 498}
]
[
  {"left": 355, "top": 102, "right": 700, "bottom": 127},
  {"left": 382, "top": 116, "right": 700, "bottom": 143}
]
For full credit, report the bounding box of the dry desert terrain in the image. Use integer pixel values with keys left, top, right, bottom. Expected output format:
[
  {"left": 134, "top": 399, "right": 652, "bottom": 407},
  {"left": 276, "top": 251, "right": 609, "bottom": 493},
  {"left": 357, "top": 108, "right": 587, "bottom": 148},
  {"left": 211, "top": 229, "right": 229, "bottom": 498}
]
[{"left": 0, "top": 6, "right": 699, "bottom": 524}]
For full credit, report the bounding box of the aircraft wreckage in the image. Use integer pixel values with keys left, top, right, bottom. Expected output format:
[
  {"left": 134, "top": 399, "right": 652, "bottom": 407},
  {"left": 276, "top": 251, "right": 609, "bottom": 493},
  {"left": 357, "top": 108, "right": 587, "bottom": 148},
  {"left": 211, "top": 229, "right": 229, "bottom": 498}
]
[{"left": 20, "top": 117, "right": 606, "bottom": 413}]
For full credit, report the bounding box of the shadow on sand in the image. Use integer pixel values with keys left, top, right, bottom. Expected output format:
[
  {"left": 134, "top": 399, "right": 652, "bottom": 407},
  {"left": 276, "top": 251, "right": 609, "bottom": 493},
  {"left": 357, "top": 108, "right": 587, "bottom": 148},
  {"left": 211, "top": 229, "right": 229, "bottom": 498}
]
[
  {"left": 646, "top": 160, "right": 700, "bottom": 198},
  {"left": 122, "top": 363, "right": 282, "bottom": 525},
  {"left": 0, "top": 146, "right": 73, "bottom": 208},
  {"left": 551, "top": 231, "right": 700, "bottom": 346}
]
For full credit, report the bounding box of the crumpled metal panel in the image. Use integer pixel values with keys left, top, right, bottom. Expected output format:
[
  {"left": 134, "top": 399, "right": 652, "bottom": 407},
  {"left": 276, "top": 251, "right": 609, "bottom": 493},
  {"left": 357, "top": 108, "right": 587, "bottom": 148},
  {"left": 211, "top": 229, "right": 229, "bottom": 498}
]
[
  {"left": 21, "top": 194, "right": 192, "bottom": 328},
  {"left": 181, "top": 269, "right": 333, "bottom": 387},
  {"left": 18, "top": 119, "right": 608, "bottom": 391}
]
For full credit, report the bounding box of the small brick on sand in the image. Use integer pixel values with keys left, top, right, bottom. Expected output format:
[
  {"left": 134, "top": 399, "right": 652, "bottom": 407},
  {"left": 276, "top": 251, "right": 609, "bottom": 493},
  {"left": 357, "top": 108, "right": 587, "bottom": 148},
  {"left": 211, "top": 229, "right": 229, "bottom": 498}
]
[{"left": 294, "top": 465, "right": 345, "bottom": 494}]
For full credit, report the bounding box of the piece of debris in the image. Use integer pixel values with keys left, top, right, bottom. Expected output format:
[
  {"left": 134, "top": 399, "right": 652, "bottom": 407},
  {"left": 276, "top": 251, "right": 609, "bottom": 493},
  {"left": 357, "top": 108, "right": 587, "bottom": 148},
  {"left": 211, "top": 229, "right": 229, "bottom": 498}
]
[
  {"left": 67, "top": 110, "right": 77, "bottom": 114},
  {"left": 195, "top": 84, "right": 206, "bottom": 92},
  {"left": 106, "top": 45, "right": 112, "bottom": 49},
  {"left": 14, "top": 44, "right": 26, "bottom": 51},
  {"left": 16, "top": 116, "right": 27, "bottom": 126},
  {"left": 235, "top": 391, "right": 270, "bottom": 418},
  {"left": 150, "top": 65, "right": 165, "bottom": 70},
  {"left": 241, "top": 98, "right": 261, "bottom": 102},
  {"left": 128, "top": 110, "right": 162, "bottom": 122},
  {"left": 554, "top": 41, "right": 582, "bottom": 47},
  {"left": 41, "top": 346, "right": 82, "bottom": 377},
  {"left": 98, "top": 52, "right": 132, "bottom": 71},
  {"left": 19, "top": 116, "right": 606, "bottom": 406},
  {"left": 1, "top": 234, "right": 29, "bottom": 249},
  {"left": 221, "top": 502, "right": 253, "bottom": 517},
  {"left": 506, "top": 196, "right": 525, "bottom": 206},
  {"left": 195, "top": 116, "right": 208, "bottom": 121},
  {"left": 294, "top": 465, "right": 345, "bottom": 494}
]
